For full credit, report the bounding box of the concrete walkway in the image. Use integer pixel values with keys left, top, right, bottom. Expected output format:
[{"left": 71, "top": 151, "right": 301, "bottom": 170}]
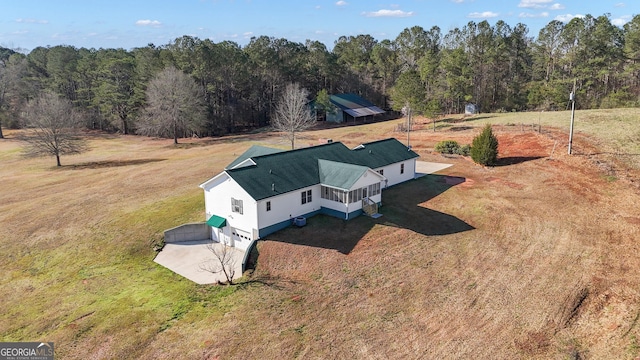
[
  {"left": 415, "top": 161, "right": 453, "bottom": 178},
  {"left": 154, "top": 240, "right": 245, "bottom": 284}
]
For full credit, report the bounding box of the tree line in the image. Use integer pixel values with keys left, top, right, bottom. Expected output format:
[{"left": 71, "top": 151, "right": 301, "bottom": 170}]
[{"left": 1, "top": 13, "right": 639, "bottom": 140}]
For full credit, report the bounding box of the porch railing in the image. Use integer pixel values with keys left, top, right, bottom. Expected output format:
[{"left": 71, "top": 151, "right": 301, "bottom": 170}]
[{"left": 362, "top": 198, "right": 378, "bottom": 216}]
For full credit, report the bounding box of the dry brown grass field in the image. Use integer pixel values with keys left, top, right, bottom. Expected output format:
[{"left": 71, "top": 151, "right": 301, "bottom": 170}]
[{"left": 1, "top": 108, "right": 639, "bottom": 359}]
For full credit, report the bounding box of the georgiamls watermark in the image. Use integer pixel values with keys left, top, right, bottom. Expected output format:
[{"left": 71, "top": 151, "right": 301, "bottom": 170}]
[{"left": 0, "top": 342, "right": 54, "bottom": 360}]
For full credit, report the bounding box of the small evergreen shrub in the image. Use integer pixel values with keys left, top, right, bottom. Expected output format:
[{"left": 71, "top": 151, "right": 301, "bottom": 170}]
[
  {"left": 435, "top": 140, "right": 461, "bottom": 154},
  {"left": 457, "top": 144, "right": 471, "bottom": 156},
  {"left": 435, "top": 140, "right": 471, "bottom": 156},
  {"left": 470, "top": 124, "right": 499, "bottom": 166}
]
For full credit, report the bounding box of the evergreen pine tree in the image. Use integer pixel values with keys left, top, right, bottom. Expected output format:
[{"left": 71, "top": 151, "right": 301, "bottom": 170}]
[{"left": 470, "top": 124, "right": 499, "bottom": 166}]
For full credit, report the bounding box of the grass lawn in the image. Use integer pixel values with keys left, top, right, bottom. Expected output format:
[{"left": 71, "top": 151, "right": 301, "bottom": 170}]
[{"left": 1, "top": 108, "right": 640, "bottom": 359}]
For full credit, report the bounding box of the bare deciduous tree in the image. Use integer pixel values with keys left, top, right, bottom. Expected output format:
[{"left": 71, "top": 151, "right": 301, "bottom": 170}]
[
  {"left": 271, "top": 83, "right": 315, "bottom": 149},
  {"left": 136, "top": 66, "right": 206, "bottom": 144},
  {"left": 20, "top": 92, "right": 87, "bottom": 166},
  {"left": 199, "top": 240, "right": 238, "bottom": 285}
]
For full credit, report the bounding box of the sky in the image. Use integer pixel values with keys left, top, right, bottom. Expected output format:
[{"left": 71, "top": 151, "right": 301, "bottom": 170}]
[{"left": 1, "top": 0, "right": 638, "bottom": 52}]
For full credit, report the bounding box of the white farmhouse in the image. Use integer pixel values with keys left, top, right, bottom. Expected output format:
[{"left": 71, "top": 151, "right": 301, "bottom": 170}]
[{"left": 199, "top": 138, "right": 419, "bottom": 251}]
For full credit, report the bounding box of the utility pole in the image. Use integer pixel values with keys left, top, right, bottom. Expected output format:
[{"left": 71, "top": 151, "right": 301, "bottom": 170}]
[
  {"left": 406, "top": 106, "right": 411, "bottom": 148},
  {"left": 568, "top": 79, "right": 576, "bottom": 155}
]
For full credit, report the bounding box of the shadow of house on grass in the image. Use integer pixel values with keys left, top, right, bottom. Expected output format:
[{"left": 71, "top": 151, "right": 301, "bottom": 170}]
[
  {"left": 380, "top": 174, "right": 475, "bottom": 236},
  {"left": 264, "top": 174, "right": 474, "bottom": 254}
]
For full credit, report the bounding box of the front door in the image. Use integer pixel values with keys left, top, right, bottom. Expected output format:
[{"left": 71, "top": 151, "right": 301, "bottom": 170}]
[{"left": 362, "top": 187, "right": 367, "bottom": 199}]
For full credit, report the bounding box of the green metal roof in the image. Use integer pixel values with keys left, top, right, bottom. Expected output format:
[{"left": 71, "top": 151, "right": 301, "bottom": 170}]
[
  {"left": 318, "top": 159, "right": 368, "bottom": 190},
  {"left": 227, "top": 142, "right": 354, "bottom": 201},
  {"left": 226, "top": 145, "right": 284, "bottom": 169},
  {"left": 350, "top": 138, "right": 419, "bottom": 169},
  {"left": 330, "top": 94, "right": 385, "bottom": 118},
  {"left": 225, "top": 138, "right": 419, "bottom": 201},
  {"left": 206, "top": 214, "right": 227, "bottom": 228}
]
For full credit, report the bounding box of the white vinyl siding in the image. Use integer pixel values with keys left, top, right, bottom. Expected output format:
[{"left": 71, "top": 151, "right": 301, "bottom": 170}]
[
  {"left": 202, "top": 173, "right": 258, "bottom": 251},
  {"left": 257, "top": 186, "right": 321, "bottom": 231},
  {"left": 374, "top": 159, "right": 416, "bottom": 187}
]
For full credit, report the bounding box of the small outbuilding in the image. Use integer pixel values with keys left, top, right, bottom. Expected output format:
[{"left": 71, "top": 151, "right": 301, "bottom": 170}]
[
  {"left": 465, "top": 103, "right": 478, "bottom": 115},
  {"left": 326, "top": 93, "right": 385, "bottom": 123}
]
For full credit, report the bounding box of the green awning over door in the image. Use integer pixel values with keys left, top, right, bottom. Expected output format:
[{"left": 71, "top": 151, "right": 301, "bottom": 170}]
[{"left": 206, "top": 214, "right": 227, "bottom": 228}]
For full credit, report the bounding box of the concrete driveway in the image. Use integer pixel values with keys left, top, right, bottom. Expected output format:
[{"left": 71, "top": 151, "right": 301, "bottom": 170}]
[
  {"left": 415, "top": 161, "right": 452, "bottom": 178},
  {"left": 154, "top": 240, "right": 245, "bottom": 284}
]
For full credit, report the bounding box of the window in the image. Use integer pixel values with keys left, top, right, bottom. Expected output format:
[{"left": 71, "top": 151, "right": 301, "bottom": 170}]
[
  {"left": 266, "top": 201, "right": 271, "bottom": 211},
  {"left": 401, "top": 163, "right": 405, "bottom": 174},
  {"left": 349, "top": 189, "right": 359, "bottom": 204},
  {"left": 378, "top": 169, "right": 384, "bottom": 175},
  {"left": 367, "top": 183, "right": 380, "bottom": 197},
  {"left": 321, "top": 186, "right": 348, "bottom": 204},
  {"left": 231, "top": 197, "right": 243, "bottom": 214},
  {"left": 333, "top": 189, "right": 342, "bottom": 202},
  {"left": 301, "top": 189, "right": 312, "bottom": 204}
]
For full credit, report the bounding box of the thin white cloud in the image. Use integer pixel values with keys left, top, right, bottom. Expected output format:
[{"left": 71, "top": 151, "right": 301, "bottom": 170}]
[
  {"left": 615, "top": 2, "right": 625, "bottom": 7},
  {"left": 451, "top": 0, "right": 465, "bottom": 3},
  {"left": 468, "top": 11, "right": 499, "bottom": 19},
  {"left": 15, "top": 18, "right": 48, "bottom": 24},
  {"left": 135, "top": 19, "right": 162, "bottom": 27},
  {"left": 554, "top": 14, "right": 585, "bottom": 22},
  {"left": 243, "top": 32, "right": 253, "bottom": 37},
  {"left": 336, "top": 1, "right": 348, "bottom": 6},
  {"left": 363, "top": 9, "right": 415, "bottom": 18},
  {"left": 612, "top": 15, "right": 631, "bottom": 26},
  {"left": 519, "top": 12, "right": 549, "bottom": 18},
  {"left": 549, "top": 3, "right": 565, "bottom": 10},
  {"left": 518, "top": 0, "right": 552, "bottom": 9}
]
